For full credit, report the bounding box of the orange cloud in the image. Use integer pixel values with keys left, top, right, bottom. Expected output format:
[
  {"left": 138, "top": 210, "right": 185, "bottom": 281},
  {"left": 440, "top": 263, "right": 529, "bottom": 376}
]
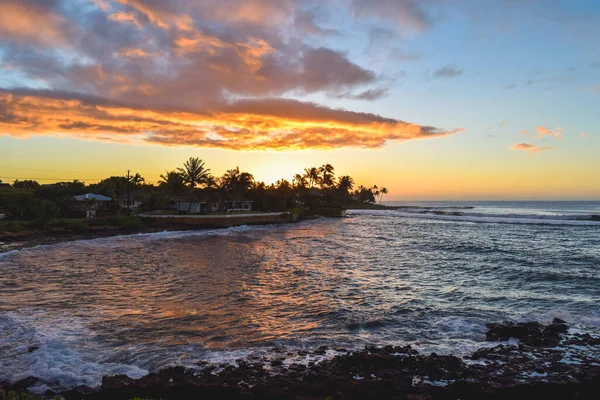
[
  {"left": 522, "top": 130, "right": 531, "bottom": 135},
  {"left": 116, "top": 0, "right": 169, "bottom": 29},
  {"left": 512, "top": 143, "right": 552, "bottom": 153},
  {"left": 0, "top": 2, "right": 66, "bottom": 46},
  {"left": 119, "top": 48, "right": 155, "bottom": 58},
  {"left": 0, "top": 90, "right": 462, "bottom": 150},
  {"left": 535, "top": 126, "right": 562, "bottom": 138},
  {"left": 108, "top": 11, "right": 143, "bottom": 29}
]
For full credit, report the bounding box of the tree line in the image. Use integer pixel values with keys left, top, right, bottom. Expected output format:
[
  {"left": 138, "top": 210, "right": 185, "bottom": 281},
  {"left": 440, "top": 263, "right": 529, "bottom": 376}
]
[{"left": 0, "top": 157, "right": 388, "bottom": 222}]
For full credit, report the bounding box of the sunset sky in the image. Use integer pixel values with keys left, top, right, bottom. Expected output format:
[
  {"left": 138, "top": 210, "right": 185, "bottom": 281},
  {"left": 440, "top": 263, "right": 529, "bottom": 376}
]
[{"left": 0, "top": 0, "right": 599, "bottom": 200}]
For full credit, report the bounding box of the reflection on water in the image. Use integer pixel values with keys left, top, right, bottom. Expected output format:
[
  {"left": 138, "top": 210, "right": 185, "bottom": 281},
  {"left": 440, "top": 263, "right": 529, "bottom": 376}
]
[{"left": 1, "top": 210, "right": 600, "bottom": 388}]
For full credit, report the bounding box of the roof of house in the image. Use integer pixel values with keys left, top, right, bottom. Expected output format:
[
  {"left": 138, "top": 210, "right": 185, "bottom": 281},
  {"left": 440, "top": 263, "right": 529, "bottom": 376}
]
[{"left": 74, "top": 193, "right": 112, "bottom": 201}]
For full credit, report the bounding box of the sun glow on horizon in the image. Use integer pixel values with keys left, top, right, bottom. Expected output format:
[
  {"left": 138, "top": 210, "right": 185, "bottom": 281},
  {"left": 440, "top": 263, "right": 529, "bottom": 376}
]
[{"left": 249, "top": 161, "right": 304, "bottom": 186}]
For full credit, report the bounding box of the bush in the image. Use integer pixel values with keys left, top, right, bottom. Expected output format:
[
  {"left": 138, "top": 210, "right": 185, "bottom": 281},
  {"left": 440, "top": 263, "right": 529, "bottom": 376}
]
[
  {"left": 65, "top": 220, "right": 89, "bottom": 232},
  {"left": 87, "top": 217, "right": 108, "bottom": 227},
  {"left": 5, "top": 222, "right": 24, "bottom": 233},
  {"left": 107, "top": 216, "right": 143, "bottom": 229}
]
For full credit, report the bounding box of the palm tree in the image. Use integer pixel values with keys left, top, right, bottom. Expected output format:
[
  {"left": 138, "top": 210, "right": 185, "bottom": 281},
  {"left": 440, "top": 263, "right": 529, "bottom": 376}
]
[
  {"left": 319, "top": 164, "right": 335, "bottom": 188},
  {"left": 303, "top": 167, "right": 320, "bottom": 188},
  {"left": 129, "top": 173, "right": 145, "bottom": 186},
  {"left": 292, "top": 174, "right": 307, "bottom": 190},
  {"left": 177, "top": 158, "right": 211, "bottom": 212},
  {"left": 221, "top": 167, "right": 254, "bottom": 209},
  {"left": 371, "top": 185, "right": 380, "bottom": 201},
  {"left": 158, "top": 171, "right": 187, "bottom": 210},
  {"left": 379, "top": 187, "right": 388, "bottom": 204},
  {"left": 337, "top": 175, "right": 354, "bottom": 195}
]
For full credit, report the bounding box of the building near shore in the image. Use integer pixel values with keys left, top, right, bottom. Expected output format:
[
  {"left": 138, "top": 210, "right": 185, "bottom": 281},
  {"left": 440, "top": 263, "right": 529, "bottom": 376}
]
[{"left": 73, "top": 193, "right": 112, "bottom": 218}]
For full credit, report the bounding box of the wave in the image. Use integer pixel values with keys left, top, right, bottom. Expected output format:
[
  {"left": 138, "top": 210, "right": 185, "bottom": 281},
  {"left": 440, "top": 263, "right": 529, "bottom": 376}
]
[
  {"left": 350, "top": 209, "right": 600, "bottom": 226},
  {"left": 0, "top": 224, "right": 265, "bottom": 260}
]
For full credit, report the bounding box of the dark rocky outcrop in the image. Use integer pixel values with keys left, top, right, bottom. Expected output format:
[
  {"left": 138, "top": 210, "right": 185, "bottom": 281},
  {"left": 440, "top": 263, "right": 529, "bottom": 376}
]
[{"left": 4, "top": 320, "right": 600, "bottom": 399}]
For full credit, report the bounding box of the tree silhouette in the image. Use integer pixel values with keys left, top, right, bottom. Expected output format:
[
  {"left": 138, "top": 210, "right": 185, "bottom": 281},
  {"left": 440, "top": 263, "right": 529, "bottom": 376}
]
[
  {"left": 337, "top": 175, "right": 354, "bottom": 195},
  {"left": 177, "top": 157, "right": 211, "bottom": 212},
  {"left": 319, "top": 164, "right": 335, "bottom": 188},
  {"left": 303, "top": 167, "right": 320, "bottom": 188},
  {"left": 158, "top": 171, "right": 187, "bottom": 208},
  {"left": 379, "top": 187, "right": 388, "bottom": 204}
]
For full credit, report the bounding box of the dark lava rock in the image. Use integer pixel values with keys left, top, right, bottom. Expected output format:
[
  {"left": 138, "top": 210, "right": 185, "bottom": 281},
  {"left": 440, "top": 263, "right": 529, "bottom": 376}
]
[
  {"left": 27, "top": 345, "right": 39, "bottom": 353},
  {"left": 12, "top": 320, "right": 600, "bottom": 400},
  {"left": 552, "top": 317, "right": 567, "bottom": 324},
  {"left": 270, "top": 358, "right": 283, "bottom": 367},
  {"left": 10, "top": 376, "right": 39, "bottom": 390},
  {"left": 486, "top": 320, "right": 567, "bottom": 346}
]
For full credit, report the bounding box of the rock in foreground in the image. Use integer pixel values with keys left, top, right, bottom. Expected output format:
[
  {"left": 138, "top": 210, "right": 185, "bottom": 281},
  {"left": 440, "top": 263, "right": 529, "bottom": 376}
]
[{"left": 3, "top": 320, "right": 600, "bottom": 399}]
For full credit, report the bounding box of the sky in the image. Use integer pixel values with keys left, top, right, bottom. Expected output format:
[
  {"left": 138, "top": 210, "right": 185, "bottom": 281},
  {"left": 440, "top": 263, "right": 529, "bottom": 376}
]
[{"left": 0, "top": 0, "right": 599, "bottom": 200}]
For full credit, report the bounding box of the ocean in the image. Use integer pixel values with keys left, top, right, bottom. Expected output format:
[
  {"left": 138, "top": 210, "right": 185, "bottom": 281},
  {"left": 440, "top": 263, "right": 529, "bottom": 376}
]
[{"left": 1, "top": 201, "right": 599, "bottom": 392}]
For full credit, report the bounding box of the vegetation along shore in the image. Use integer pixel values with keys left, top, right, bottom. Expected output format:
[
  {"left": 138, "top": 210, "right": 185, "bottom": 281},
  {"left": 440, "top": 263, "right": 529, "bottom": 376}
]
[{"left": 0, "top": 158, "right": 389, "bottom": 253}]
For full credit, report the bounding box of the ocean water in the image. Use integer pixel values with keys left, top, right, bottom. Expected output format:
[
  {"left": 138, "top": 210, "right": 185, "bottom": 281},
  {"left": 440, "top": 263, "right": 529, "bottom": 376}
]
[{"left": 1, "top": 201, "right": 599, "bottom": 391}]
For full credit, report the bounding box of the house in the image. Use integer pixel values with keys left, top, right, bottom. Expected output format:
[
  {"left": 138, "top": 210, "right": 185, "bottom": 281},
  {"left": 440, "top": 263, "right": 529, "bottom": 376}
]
[
  {"left": 117, "top": 193, "right": 142, "bottom": 210},
  {"left": 73, "top": 193, "right": 112, "bottom": 218},
  {"left": 224, "top": 200, "right": 253, "bottom": 211},
  {"left": 177, "top": 200, "right": 219, "bottom": 214}
]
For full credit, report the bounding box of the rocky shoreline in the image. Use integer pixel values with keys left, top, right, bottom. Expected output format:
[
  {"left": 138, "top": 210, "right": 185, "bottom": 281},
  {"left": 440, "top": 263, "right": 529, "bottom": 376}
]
[{"left": 3, "top": 320, "right": 600, "bottom": 399}]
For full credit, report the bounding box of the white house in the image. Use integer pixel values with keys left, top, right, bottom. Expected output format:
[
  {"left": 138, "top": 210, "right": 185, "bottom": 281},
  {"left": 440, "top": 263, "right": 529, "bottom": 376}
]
[
  {"left": 224, "top": 200, "right": 253, "bottom": 211},
  {"left": 118, "top": 194, "right": 142, "bottom": 210}
]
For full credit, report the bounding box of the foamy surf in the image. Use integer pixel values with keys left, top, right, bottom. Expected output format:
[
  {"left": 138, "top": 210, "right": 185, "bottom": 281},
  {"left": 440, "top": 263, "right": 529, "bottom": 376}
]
[{"left": 350, "top": 208, "right": 600, "bottom": 226}]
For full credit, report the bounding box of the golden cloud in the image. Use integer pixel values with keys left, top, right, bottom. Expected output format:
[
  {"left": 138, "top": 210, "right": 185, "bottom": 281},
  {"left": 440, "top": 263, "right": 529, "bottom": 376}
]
[
  {"left": 0, "top": 90, "right": 462, "bottom": 150},
  {"left": 535, "top": 126, "right": 562, "bottom": 139},
  {"left": 512, "top": 143, "right": 552, "bottom": 153}
]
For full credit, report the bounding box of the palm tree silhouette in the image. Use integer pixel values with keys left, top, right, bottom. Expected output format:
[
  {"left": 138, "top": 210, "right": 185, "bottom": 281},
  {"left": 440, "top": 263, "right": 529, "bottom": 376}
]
[
  {"left": 319, "top": 164, "right": 335, "bottom": 188},
  {"left": 293, "top": 174, "right": 308, "bottom": 190},
  {"left": 303, "top": 167, "right": 320, "bottom": 188},
  {"left": 337, "top": 175, "right": 354, "bottom": 195},
  {"left": 177, "top": 157, "right": 211, "bottom": 212},
  {"left": 379, "top": 187, "right": 388, "bottom": 204},
  {"left": 158, "top": 171, "right": 187, "bottom": 210}
]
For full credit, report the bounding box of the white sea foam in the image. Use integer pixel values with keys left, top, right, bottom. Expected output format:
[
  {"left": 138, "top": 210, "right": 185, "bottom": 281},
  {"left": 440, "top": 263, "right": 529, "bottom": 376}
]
[
  {"left": 0, "top": 311, "right": 148, "bottom": 391},
  {"left": 349, "top": 209, "right": 600, "bottom": 226}
]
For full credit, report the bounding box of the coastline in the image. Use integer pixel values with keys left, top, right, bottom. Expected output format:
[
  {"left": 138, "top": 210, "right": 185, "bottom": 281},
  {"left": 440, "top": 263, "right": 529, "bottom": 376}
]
[
  {"left": 0, "top": 213, "right": 289, "bottom": 254},
  {"left": 3, "top": 320, "right": 600, "bottom": 399},
  {"left": 0, "top": 211, "right": 334, "bottom": 254}
]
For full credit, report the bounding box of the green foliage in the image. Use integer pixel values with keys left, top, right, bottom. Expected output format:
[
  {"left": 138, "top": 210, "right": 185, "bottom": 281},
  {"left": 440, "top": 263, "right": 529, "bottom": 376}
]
[
  {"left": 5, "top": 221, "right": 25, "bottom": 233},
  {"left": 1, "top": 390, "right": 43, "bottom": 400},
  {"left": 107, "top": 216, "right": 143, "bottom": 229},
  {"left": 65, "top": 220, "right": 90, "bottom": 232}
]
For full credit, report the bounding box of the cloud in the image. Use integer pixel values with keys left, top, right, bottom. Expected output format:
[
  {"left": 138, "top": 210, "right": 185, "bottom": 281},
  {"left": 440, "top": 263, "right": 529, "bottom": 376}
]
[
  {"left": 0, "top": 89, "right": 463, "bottom": 150},
  {"left": 522, "top": 130, "right": 530, "bottom": 135},
  {"left": 433, "top": 65, "right": 463, "bottom": 78},
  {"left": 593, "top": 84, "right": 600, "bottom": 92},
  {"left": 503, "top": 84, "right": 516, "bottom": 90},
  {"left": 512, "top": 143, "right": 552, "bottom": 153},
  {"left": 535, "top": 126, "right": 562, "bottom": 138},
  {"left": 0, "top": 0, "right": 464, "bottom": 150},
  {"left": 350, "top": 0, "right": 430, "bottom": 31},
  {"left": 0, "top": 1, "right": 68, "bottom": 47},
  {"left": 499, "top": 120, "right": 508, "bottom": 127},
  {"left": 108, "top": 11, "right": 143, "bottom": 29},
  {"left": 579, "top": 133, "right": 586, "bottom": 138}
]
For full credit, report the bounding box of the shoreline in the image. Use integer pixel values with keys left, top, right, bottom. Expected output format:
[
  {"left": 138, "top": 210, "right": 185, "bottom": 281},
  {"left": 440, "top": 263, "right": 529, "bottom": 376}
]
[
  {"left": 0, "top": 212, "right": 294, "bottom": 254},
  {"left": 3, "top": 320, "right": 600, "bottom": 399}
]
